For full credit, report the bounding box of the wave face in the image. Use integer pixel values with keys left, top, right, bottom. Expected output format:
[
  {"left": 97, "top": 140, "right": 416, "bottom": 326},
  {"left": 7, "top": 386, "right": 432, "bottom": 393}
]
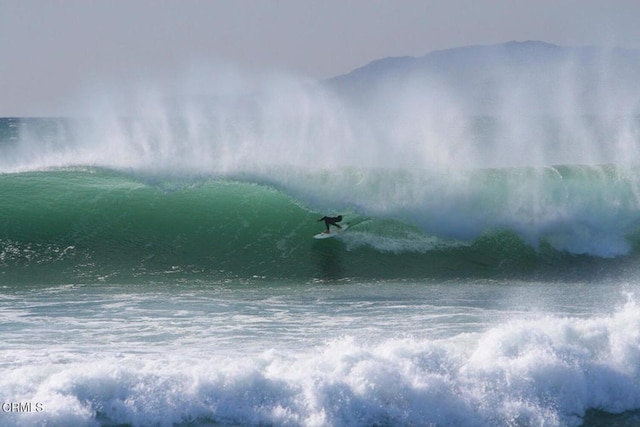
[{"left": 2, "top": 162, "right": 640, "bottom": 283}]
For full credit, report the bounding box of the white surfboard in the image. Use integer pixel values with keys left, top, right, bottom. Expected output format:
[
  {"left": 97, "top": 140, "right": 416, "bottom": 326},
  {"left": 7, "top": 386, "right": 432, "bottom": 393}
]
[{"left": 313, "top": 224, "right": 349, "bottom": 239}]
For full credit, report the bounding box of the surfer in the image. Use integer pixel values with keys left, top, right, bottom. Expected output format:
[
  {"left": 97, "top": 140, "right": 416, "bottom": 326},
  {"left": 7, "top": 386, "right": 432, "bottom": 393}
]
[{"left": 318, "top": 215, "right": 343, "bottom": 234}]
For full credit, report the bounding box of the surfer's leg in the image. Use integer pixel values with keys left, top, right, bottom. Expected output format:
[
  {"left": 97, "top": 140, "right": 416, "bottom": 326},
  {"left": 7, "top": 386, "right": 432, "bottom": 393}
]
[{"left": 328, "top": 219, "right": 341, "bottom": 230}]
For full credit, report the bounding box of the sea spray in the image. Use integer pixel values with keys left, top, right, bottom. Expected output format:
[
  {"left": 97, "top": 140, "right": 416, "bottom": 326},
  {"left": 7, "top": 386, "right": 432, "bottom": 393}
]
[{"left": 7, "top": 44, "right": 640, "bottom": 175}]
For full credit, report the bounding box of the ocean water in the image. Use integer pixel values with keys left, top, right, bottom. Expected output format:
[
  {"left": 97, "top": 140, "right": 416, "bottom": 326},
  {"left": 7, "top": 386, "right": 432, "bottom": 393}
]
[{"left": 2, "top": 64, "right": 640, "bottom": 427}]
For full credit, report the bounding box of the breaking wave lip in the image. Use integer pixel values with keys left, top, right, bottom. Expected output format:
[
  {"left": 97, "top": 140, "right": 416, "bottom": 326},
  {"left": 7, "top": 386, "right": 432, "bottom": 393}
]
[
  {"left": 3, "top": 297, "right": 639, "bottom": 427},
  {"left": 250, "top": 163, "right": 640, "bottom": 258}
]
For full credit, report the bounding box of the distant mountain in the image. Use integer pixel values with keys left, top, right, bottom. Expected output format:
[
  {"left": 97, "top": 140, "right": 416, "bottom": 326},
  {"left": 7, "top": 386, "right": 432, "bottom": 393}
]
[{"left": 324, "top": 41, "right": 640, "bottom": 115}]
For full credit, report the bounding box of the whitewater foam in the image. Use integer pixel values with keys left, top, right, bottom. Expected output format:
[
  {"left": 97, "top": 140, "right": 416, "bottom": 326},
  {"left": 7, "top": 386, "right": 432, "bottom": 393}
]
[{"left": 2, "top": 293, "right": 638, "bottom": 427}]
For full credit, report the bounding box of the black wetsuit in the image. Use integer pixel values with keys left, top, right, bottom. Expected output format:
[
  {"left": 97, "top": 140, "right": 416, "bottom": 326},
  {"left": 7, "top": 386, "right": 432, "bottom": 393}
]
[{"left": 318, "top": 215, "right": 343, "bottom": 232}]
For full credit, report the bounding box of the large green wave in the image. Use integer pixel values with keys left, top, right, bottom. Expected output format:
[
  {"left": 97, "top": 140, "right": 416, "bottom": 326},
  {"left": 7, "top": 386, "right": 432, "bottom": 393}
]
[{"left": 1, "top": 168, "right": 637, "bottom": 284}]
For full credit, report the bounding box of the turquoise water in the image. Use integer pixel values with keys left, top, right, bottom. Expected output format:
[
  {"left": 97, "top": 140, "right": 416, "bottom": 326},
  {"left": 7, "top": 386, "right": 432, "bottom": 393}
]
[{"left": 3, "top": 166, "right": 640, "bottom": 283}]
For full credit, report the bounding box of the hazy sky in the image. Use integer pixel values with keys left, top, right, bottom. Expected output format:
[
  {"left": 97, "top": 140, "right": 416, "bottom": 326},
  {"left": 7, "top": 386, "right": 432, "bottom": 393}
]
[{"left": 2, "top": 0, "right": 640, "bottom": 116}]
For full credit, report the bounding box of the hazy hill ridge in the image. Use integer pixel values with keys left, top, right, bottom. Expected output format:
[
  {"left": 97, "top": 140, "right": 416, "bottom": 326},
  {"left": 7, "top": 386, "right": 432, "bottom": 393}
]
[{"left": 325, "top": 41, "right": 640, "bottom": 115}]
